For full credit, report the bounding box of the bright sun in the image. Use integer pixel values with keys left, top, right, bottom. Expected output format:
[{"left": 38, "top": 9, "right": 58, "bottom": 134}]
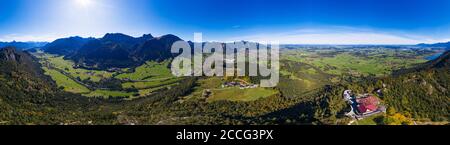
[{"left": 76, "top": 0, "right": 92, "bottom": 7}]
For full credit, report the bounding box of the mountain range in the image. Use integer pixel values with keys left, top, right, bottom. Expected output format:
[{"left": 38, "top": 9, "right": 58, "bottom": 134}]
[
  {"left": 417, "top": 41, "right": 450, "bottom": 48},
  {"left": 42, "top": 33, "right": 181, "bottom": 69},
  {"left": 0, "top": 41, "right": 47, "bottom": 50}
]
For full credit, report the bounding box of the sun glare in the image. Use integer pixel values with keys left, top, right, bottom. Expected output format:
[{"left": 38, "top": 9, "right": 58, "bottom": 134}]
[{"left": 76, "top": 0, "right": 92, "bottom": 7}]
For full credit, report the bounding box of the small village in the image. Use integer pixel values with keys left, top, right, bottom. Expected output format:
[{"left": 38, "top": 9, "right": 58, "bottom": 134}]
[
  {"left": 343, "top": 90, "right": 387, "bottom": 121},
  {"left": 222, "top": 81, "right": 259, "bottom": 89},
  {"left": 202, "top": 79, "right": 260, "bottom": 99}
]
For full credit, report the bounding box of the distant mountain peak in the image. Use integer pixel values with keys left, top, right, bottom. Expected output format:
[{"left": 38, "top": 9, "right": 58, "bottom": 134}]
[
  {"left": 68, "top": 36, "right": 83, "bottom": 39},
  {"left": 102, "top": 33, "right": 135, "bottom": 41},
  {"left": 0, "top": 41, "right": 48, "bottom": 50},
  {"left": 417, "top": 41, "right": 450, "bottom": 48},
  {"left": 103, "top": 33, "right": 127, "bottom": 37},
  {"left": 156, "top": 34, "right": 182, "bottom": 43},
  {"left": 43, "top": 36, "right": 94, "bottom": 55},
  {"left": 158, "top": 34, "right": 180, "bottom": 39},
  {"left": 142, "top": 34, "right": 154, "bottom": 39}
]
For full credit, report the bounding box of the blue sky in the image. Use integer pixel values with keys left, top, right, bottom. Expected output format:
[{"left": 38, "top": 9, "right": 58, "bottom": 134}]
[{"left": 1, "top": 0, "right": 450, "bottom": 44}]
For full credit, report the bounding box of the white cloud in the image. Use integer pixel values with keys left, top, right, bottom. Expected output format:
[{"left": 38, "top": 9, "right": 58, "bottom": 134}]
[{"left": 226, "top": 26, "right": 450, "bottom": 45}]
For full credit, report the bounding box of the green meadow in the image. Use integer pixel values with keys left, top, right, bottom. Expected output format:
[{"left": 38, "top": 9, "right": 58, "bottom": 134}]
[
  {"left": 42, "top": 54, "right": 114, "bottom": 82},
  {"left": 121, "top": 77, "right": 182, "bottom": 89},
  {"left": 283, "top": 49, "right": 429, "bottom": 76},
  {"left": 115, "top": 61, "right": 173, "bottom": 81},
  {"left": 42, "top": 67, "right": 90, "bottom": 94}
]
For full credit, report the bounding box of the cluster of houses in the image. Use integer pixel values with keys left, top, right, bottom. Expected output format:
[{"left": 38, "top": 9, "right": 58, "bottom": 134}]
[
  {"left": 107, "top": 67, "right": 123, "bottom": 72},
  {"left": 73, "top": 63, "right": 125, "bottom": 73},
  {"left": 343, "top": 90, "right": 386, "bottom": 120},
  {"left": 222, "top": 81, "right": 258, "bottom": 89}
]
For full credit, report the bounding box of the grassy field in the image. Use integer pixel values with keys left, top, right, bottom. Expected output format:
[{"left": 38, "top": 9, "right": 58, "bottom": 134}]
[
  {"left": 180, "top": 77, "right": 224, "bottom": 101},
  {"left": 40, "top": 54, "right": 114, "bottom": 82},
  {"left": 312, "top": 53, "right": 388, "bottom": 75},
  {"left": 115, "top": 61, "right": 173, "bottom": 81},
  {"left": 207, "top": 87, "right": 278, "bottom": 102},
  {"left": 116, "top": 60, "right": 180, "bottom": 93},
  {"left": 180, "top": 77, "right": 279, "bottom": 102},
  {"left": 122, "top": 77, "right": 182, "bottom": 89},
  {"left": 42, "top": 67, "right": 90, "bottom": 94},
  {"left": 137, "top": 83, "right": 179, "bottom": 96},
  {"left": 353, "top": 114, "right": 384, "bottom": 125},
  {"left": 283, "top": 48, "right": 429, "bottom": 76}
]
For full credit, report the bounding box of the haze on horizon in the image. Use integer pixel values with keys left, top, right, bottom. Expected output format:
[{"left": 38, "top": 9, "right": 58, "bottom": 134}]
[{"left": 1, "top": 0, "right": 450, "bottom": 44}]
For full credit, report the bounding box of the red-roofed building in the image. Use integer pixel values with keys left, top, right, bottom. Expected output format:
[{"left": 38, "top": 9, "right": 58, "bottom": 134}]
[{"left": 356, "top": 96, "right": 379, "bottom": 114}]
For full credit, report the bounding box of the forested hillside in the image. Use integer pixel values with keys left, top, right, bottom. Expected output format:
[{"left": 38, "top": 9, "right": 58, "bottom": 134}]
[{"left": 384, "top": 51, "right": 449, "bottom": 121}]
